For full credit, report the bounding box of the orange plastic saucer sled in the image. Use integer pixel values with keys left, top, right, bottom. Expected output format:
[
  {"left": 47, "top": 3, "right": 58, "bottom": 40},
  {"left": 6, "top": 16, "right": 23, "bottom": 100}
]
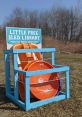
[
  {"left": 12, "top": 43, "right": 42, "bottom": 69},
  {"left": 19, "top": 60, "right": 59, "bottom": 101}
]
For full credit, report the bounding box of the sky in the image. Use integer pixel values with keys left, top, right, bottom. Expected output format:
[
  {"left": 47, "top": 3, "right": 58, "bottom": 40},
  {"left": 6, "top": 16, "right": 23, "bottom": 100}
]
[{"left": 0, "top": 0, "right": 77, "bottom": 25}]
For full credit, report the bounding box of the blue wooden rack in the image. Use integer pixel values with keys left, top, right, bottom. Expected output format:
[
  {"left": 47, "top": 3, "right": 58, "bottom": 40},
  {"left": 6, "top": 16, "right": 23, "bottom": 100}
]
[{"left": 4, "top": 48, "right": 70, "bottom": 111}]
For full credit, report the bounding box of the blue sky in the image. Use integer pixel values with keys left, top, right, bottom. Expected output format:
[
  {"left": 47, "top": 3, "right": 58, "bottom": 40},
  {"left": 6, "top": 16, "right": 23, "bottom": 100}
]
[{"left": 0, "top": 0, "right": 77, "bottom": 25}]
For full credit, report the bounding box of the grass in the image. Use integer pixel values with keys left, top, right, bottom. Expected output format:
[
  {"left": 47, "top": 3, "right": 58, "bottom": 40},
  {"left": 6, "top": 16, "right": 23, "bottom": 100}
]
[
  {"left": 43, "top": 36, "right": 82, "bottom": 53},
  {"left": 0, "top": 51, "right": 82, "bottom": 117}
]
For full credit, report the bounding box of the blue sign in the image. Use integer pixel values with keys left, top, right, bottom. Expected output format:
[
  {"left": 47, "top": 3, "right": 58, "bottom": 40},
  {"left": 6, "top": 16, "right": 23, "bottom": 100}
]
[{"left": 6, "top": 27, "right": 42, "bottom": 44}]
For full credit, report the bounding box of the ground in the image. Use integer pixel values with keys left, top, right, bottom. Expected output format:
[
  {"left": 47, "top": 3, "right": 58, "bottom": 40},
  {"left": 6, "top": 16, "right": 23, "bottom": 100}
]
[{"left": 0, "top": 50, "right": 82, "bottom": 117}]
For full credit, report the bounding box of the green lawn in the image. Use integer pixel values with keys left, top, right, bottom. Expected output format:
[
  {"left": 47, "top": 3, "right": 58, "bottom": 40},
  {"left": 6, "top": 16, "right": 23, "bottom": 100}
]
[{"left": 0, "top": 52, "right": 82, "bottom": 117}]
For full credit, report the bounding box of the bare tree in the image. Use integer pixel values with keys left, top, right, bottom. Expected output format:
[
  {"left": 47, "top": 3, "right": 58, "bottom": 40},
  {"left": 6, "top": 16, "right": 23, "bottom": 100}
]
[
  {"left": 5, "top": 8, "right": 24, "bottom": 27},
  {"left": 3, "top": 1, "right": 82, "bottom": 42}
]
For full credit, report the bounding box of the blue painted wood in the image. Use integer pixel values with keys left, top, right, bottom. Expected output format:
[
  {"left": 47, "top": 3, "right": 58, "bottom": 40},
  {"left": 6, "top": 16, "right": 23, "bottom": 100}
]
[
  {"left": 6, "top": 93, "right": 25, "bottom": 110},
  {"left": 4, "top": 50, "right": 13, "bottom": 54},
  {"left": 13, "top": 53, "right": 18, "bottom": 99},
  {"left": 26, "top": 66, "right": 69, "bottom": 77},
  {"left": 13, "top": 48, "right": 56, "bottom": 53},
  {"left": 4, "top": 48, "right": 70, "bottom": 111},
  {"left": 15, "top": 66, "right": 69, "bottom": 77},
  {"left": 15, "top": 69, "right": 26, "bottom": 75},
  {"left": 65, "top": 71, "right": 70, "bottom": 99},
  {"left": 52, "top": 51, "right": 55, "bottom": 65},
  {"left": 30, "top": 95, "right": 65, "bottom": 109},
  {"left": 4, "top": 53, "right": 11, "bottom": 95},
  {"left": 54, "top": 65, "right": 64, "bottom": 67},
  {"left": 25, "top": 76, "right": 30, "bottom": 111}
]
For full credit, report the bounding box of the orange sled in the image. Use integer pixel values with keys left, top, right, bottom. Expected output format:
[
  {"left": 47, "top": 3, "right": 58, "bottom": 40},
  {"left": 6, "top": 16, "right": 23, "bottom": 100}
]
[
  {"left": 12, "top": 43, "right": 42, "bottom": 69},
  {"left": 18, "top": 60, "right": 59, "bottom": 101}
]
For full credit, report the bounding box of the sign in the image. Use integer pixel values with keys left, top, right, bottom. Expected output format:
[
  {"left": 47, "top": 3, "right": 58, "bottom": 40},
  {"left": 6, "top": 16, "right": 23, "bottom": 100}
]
[{"left": 6, "top": 27, "right": 42, "bottom": 49}]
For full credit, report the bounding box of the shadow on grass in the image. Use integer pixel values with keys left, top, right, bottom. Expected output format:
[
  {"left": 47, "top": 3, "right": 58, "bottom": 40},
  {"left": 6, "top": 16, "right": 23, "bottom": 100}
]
[
  {"left": 0, "top": 84, "right": 9, "bottom": 104},
  {"left": 0, "top": 84, "right": 20, "bottom": 111}
]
